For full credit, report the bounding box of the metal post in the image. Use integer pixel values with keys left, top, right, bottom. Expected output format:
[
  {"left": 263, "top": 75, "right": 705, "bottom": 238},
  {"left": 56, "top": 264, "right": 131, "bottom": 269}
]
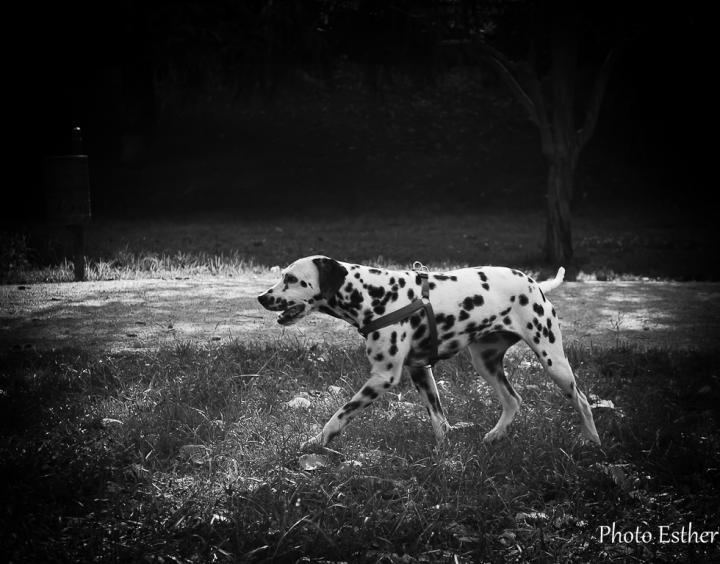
[{"left": 44, "top": 126, "right": 92, "bottom": 281}]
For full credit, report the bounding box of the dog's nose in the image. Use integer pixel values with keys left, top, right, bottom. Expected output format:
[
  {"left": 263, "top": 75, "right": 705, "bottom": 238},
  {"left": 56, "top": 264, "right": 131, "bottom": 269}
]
[{"left": 258, "top": 293, "right": 269, "bottom": 307}]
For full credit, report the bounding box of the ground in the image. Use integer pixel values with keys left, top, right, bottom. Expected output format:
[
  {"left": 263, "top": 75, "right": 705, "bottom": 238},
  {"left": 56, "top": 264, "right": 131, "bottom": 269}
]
[{"left": 2, "top": 275, "right": 719, "bottom": 354}]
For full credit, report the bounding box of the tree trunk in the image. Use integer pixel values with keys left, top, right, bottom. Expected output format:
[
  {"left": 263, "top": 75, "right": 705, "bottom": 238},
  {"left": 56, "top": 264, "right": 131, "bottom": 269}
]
[
  {"left": 478, "top": 6, "right": 617, "bottom": 265},
  {"left": 545, "top": 154, "right": 575, "bottom": 263}
]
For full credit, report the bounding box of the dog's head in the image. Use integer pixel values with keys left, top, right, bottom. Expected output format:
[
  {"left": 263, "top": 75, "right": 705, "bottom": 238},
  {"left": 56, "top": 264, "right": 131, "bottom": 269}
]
[{"left": 257, "top": 256, "right": 348, "bottom": 325}]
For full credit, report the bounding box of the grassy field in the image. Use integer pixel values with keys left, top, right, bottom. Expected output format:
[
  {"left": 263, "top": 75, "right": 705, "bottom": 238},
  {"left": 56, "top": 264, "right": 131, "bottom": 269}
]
[
  {"left": 2, "top": 206, "right": 718, "bottom": 284},
  {"left": 1, "top": 340, "right": 718, "bottom": 562}
]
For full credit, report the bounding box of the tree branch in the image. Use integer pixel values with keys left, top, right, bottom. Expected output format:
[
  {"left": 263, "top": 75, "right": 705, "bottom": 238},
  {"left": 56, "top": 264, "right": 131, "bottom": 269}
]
[
  {"left": 477, "top": 43, "right": 538, "bottom": 123},
  {"left": 477, "top": 41, "right": 554, "bottom": 157}
]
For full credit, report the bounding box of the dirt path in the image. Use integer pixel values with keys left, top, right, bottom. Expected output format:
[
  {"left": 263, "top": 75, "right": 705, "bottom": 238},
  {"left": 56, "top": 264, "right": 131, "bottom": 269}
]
[{"left": 1, "top": 275, "right": 719, "bottom": 354}]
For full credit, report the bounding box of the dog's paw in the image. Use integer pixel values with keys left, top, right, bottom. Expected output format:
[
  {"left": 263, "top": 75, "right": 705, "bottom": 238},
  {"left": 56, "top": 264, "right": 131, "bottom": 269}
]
[
  {"left": 482, "top": 427, "right": 509, "bottom": 443},
  {"left": 581, "top": 429, "right": 602, "bottom": 446},
  {"left": 300, "top": 433, "right": 324, "bottom": 452}
]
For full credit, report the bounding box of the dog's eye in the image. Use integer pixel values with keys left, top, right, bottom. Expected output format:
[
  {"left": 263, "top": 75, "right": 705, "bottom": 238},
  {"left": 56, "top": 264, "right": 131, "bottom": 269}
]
[{"left": 283, "top": 274, "right": 299, "bottom": 284}]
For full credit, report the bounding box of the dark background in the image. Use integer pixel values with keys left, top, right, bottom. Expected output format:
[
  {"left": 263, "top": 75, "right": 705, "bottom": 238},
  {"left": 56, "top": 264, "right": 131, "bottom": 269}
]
[{"left": 7, "top": 0, "right": 710, "bottom": 221}]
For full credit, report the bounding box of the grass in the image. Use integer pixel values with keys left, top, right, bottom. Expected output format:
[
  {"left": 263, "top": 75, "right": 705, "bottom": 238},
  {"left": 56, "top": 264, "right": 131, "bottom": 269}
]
[
  {"left": 1, "top": 341, "right": 718, "bottom": 562},
  {"left": 3, "top": 206, "right": 718, "bottom": 284}
]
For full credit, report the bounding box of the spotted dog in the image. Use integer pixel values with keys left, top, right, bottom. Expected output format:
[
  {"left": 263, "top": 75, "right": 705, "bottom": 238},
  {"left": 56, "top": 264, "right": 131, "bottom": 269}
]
[{"left": 258, "top": 256, "right": 600, "bottom": 448}]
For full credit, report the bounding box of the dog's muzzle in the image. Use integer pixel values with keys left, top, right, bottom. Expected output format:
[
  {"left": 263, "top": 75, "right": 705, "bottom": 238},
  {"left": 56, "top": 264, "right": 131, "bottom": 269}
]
[
  {"left": 258, "top": 293, "right": 307, "bottom": 325},
  {"left": 276, "top": 303, "right": 306, "bottom": 325}
]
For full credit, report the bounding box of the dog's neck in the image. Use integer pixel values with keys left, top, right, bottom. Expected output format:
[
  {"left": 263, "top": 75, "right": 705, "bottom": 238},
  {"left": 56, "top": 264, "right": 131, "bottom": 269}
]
[
  {"left": 317, "top": 293, "right": 365, "bottom": 328},
  {"left": 316, "top": 266, "right": 423, "bottom": 331}
]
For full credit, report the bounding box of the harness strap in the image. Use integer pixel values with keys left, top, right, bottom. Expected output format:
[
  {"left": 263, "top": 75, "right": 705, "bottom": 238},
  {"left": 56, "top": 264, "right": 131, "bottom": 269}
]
[
  {"left": 358, "top": 300, "right": 426, "bottom": 337},
  {"left": 358, "top": 262, "right": 439, "bottom": 365}
]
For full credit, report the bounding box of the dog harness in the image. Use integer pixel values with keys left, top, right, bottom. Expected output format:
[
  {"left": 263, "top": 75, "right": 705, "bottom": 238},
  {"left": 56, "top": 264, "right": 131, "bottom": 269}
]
[{"left": 358, "top": 262, "right": 439, "bottom": 366}]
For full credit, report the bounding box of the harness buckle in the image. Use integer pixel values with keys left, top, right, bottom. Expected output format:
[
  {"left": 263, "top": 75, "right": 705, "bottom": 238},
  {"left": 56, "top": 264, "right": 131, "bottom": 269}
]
[{"left": 412, "top": 261, "right": 430, "bottom": 275}]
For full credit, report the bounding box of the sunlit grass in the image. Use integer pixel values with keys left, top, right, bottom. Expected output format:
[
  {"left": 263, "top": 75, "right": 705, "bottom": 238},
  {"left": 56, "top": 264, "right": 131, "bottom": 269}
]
[
  {"left": 1, "top": 342, "right": 718, "bottom": 562},
  {"left": 3, "top": 208, "right": 713, "bottom": 283}
]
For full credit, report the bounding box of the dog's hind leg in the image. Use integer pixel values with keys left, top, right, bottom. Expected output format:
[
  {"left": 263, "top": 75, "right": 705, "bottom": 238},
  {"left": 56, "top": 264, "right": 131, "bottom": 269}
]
[
  {"left": 540, "top": 353, "right": 600, "bottom": 444},
  {"left": 408, "top": 365, "right": 451, "bottom": 442},
  {"left": 521, "top": 316, "right": 601, "bottom": 445},
  {"left": 468, "top": 332, "right": 522, "bottom": 443}
]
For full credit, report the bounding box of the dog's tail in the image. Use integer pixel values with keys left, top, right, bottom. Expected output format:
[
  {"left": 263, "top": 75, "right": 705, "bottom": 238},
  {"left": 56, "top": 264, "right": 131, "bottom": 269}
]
[{"left": 538, "top": 267, "right": 565, "bottom": 293}]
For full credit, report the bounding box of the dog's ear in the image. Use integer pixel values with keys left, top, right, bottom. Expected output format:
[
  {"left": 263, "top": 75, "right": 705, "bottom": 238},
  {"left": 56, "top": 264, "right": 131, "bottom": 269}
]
[{"left": 313, "top": 257, "right": 348, "bottom": 300}]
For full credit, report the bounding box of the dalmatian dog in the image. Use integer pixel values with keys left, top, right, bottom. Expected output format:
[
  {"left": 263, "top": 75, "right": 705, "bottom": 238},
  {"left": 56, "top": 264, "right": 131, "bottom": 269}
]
[{"left": 257, "top": 256, "right": 600, "bottom": 449}]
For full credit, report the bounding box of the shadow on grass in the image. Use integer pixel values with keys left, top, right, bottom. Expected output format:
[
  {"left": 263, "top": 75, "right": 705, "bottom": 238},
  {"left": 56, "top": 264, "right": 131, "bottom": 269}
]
[{"left": 1, "top": 342, "right": 718, "bottom": 562}]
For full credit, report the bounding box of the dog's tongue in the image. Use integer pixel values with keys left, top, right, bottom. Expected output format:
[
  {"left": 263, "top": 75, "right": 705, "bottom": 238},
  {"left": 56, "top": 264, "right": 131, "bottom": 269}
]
[{"left": 277, "top": 303, "right": 305, "bottom": 324}]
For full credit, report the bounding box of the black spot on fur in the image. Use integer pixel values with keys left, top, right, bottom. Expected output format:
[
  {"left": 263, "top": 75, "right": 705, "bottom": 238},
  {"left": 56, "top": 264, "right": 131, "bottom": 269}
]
[
  {"left": 482, "top": 283, "right": 490, "bottom": 291},
  {"left": 500, "top": 306, "right": 512, "bottom": 316},
  {"left": 368, "top": 285, "right": 385, "bottom": 299},
  {"left": 459, "top": 310, "right": 470, "bottom": 321},
  {"left": 410, "top": 312, "right": 423, "bottom": 328},
  {"left": 374, "top": 353, "right": 384, "bottom": 362},
  {"left": 519, "top": 294, "right": 529, "bottom": 306},
  {"left": 361, "top": 386, "right": 379, "bottom": 400},
  {"left": 398, "top": 277, "right": 406, "bottom": 288},
  {"left": 341, "top": 400, "right": 361, "bottom": 414},
  {"left": 436, "top": 313, "right": 456, "bottom": 331},
  {"left": 527, "top": 322, "right": 533, "bottom": 330},
  {"left": 503, "top": 317, "right": 512, "bottom": 325},
  {"left": 510, "top": 295, "right": 516, "bottom": 302},
  {"left": 413, "top": 325, "right": 427, "bottom": 339},
  {"left": 372, "top": 331, "right": 380, "bottom": 340},
  {"left": 462, "top": 295, "right": 484, "bottom": 310},
  {"left": 389, "top": 344, "right": 398, "bottom": 356},
  {"left": 407, "top": 288, "right": 415, "bottom": 300},
  {"left": 547, "top": 358, "right": 553, "bottom": 366}
]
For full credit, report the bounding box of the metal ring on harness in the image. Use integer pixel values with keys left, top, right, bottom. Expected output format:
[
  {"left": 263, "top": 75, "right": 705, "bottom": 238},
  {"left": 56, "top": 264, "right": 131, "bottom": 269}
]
[{"left": 358, "top": 262, "right": 440, "bottom": 366}]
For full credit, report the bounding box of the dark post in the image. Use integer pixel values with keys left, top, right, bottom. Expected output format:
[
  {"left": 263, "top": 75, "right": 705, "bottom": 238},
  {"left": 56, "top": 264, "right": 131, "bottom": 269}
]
[{"left": 44, "top": 126, "right": 92, "bottom": 281}]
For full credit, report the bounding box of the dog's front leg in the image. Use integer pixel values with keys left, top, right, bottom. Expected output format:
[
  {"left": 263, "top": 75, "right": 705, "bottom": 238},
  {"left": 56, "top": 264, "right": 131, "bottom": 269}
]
[
  {"left": 408, "top": 365, "right": 451, "bottom": 442},
  {"left": 302, "top": 366, "right": 401, "bottom": 449}
]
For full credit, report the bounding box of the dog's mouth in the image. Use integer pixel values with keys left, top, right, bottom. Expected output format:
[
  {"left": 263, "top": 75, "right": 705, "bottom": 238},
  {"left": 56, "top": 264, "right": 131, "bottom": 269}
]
[{"left": 277, "top": 303, "right": 307, "bottom": 325}]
